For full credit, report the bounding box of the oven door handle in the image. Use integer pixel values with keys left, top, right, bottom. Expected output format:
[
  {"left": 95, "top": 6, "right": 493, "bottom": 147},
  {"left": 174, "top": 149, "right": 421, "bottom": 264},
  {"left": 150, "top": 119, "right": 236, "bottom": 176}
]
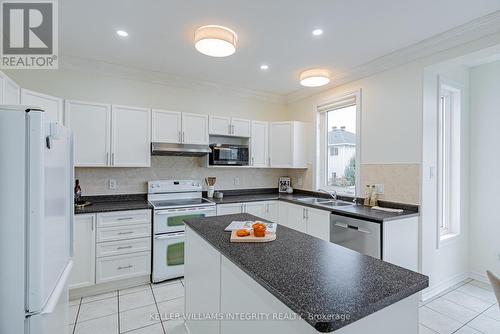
[
  {"left": 155, "top": 207, "right": 215, "bottom": 215},
  {"left": 155, "top": 232, "right": 185, "bottom": 240}
]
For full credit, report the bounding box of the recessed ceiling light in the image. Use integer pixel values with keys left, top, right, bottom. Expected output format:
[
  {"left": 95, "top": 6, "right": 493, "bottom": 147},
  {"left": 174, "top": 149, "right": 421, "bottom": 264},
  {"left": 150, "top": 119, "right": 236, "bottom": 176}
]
[
  {"left": 194, "top": 25, "right": 237, "bottom": 57},
  {"left": 116, "top": 30, "right": 128, "bottom": 37},
  {"left": 299, "top": 68, "right": 331, "bottom": 87},
  {"left": 260, "top": 64, "right": 269, "bottom": 70},
  {"left": 312, "top": 29, "right": 323, "bottom": 36}
]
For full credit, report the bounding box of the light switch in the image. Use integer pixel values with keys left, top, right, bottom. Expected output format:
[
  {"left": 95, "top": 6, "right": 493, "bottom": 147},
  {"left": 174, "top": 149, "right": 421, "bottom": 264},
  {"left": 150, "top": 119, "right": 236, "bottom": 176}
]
[
  {"left": 109, "top": 179, "right": 117, "bottom": 190},
  {"left": 374, "top": 184, "right": 384, "bottom": 194},
  {"left": 233, "top": 177, "right": 240, "bottom": 186}
]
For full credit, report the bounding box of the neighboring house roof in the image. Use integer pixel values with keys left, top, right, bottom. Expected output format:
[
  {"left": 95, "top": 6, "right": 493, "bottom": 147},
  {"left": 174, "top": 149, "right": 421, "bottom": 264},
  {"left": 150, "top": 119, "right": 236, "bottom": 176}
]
[{"left": 328, "top": 127, "right": 356, "bottom": 145}]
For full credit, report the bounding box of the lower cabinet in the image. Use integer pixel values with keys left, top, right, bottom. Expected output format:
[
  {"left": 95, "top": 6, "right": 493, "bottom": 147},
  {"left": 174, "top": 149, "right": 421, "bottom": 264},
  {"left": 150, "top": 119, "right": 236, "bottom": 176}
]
[
  {"left": 70, "top": 209, "right": 152, "bottom": 291},
  {"left": 217, "top": 201, "right": 279, "bottom": 223},
  {"left": 69, "top": 214, "right": 96, "bottom": 289},
  {"left": 278, "top": 201, "right": 330, "bottom": 240}
]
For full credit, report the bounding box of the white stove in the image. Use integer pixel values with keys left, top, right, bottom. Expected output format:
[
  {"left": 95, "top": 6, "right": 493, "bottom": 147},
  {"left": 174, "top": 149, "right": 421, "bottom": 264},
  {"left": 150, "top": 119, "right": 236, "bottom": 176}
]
[{"left": 148, "top": 180, "right": 216, "bottom": 283}]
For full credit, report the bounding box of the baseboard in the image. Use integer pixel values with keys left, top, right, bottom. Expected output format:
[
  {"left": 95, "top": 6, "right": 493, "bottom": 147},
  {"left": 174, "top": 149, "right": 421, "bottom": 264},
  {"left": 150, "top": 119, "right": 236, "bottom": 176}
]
[
  {"left": 421, "top": 272, "right": 469, "bottom": 302},
  {"left": 69, "top": 275, "right": 150, "bottom": 299},
  {"left": 468, "top": 271, "right": 489, "bottom": 284}
]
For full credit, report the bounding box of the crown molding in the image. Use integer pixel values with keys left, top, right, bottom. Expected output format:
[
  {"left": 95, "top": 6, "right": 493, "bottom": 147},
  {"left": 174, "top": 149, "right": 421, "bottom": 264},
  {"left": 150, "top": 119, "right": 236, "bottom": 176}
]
[
  {"left": 285, "top": 10, "right": 500, "bottom": 104},
  {"left": 59, "top": 54, "right": 286, "bottom": 105}
]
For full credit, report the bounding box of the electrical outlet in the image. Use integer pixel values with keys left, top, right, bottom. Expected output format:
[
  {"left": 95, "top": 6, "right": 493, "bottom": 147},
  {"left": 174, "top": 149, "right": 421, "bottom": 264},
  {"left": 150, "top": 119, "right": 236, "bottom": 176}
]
[
  {"left": 233, "top": 177, "right": 240, "bottom": 186},
  {"left": 109, "top": 179, "right": 117, "bottom": 190},
  {"left": 374, "top": 184, "right": 384, "bottom": 194},
  {"left": 297, "top": 177, "right": 303, "bottom": 187}
]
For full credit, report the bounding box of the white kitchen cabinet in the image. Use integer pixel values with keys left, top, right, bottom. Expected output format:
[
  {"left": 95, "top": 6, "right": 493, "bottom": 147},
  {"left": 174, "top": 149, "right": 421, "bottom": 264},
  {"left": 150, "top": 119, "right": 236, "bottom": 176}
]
[
  {"left": 65, "top": 100, "right": 111, "bottom": 167},
  {"left": 152, "top": 110, "right": 208, "bottom": 145},
  {"left": 250, "top": 121, "right": 269, "bottom": 167},
  {"left": 111, "top": 105, "right": 151, "bottom": 167},
  {"left": 152, "top": 109, "right": 182, "bottom": 143},
  {"left": 21, "top": 89, "right": 63, "bottom": 123},
  {"left": 269, "top": 121, "right": 307, "bottom": 168},
  {"left": 217, "top": 203, "right": 244, "bottom": 215},
  {"left": 266, "top": 201, "right": 279, "bottom": 223},
  {"left": 304, "top": 207, "right": 331, "bottom": 241},
  {"left": 209, "top": 115, "right": 250, "bottom": 137},
  {"left": 382, "top": 217, "right": 419, "bottom": 271},
  {"left": 244, "top": 202, "right": 267, "bottom": 219},
  {"left": 69, "top": 214, "right": 96, "bottom": 289},
  {"left": 182, "top": 112, "right": 209, "bottom": 144},
  {"left": 0, "top": 71, "right": 20, "bottom": 104},
  {"left": 278, "top": 201, "right": 330, "bottom": 239}
]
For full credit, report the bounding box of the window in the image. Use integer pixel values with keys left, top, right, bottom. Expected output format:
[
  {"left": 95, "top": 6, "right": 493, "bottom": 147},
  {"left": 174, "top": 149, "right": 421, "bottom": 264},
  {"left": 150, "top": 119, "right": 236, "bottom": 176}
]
[
  {"left": 437, "top": 79, "right": 461, "bottom": 242},
  {"left": 316, "top": 91, "right": 360, "bottom": 196}
]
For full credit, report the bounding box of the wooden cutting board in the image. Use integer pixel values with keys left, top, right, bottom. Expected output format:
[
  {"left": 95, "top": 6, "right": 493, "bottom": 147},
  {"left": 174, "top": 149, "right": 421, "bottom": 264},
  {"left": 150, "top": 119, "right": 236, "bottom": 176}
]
[{"left": 230, "top": 231, "right": 276, "bottom": 243}]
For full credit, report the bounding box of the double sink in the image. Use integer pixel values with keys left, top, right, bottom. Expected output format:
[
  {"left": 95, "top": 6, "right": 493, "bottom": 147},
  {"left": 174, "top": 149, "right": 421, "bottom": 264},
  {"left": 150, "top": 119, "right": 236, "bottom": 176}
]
[{"left": 294, "top": 197, "right": 354, "bottom": 209}]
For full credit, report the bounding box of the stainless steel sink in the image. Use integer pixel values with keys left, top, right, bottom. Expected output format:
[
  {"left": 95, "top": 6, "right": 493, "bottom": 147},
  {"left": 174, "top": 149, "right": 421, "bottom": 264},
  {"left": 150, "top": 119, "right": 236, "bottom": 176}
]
[{"left": 294, "top": 197, "right": 354, "bottom": 207}]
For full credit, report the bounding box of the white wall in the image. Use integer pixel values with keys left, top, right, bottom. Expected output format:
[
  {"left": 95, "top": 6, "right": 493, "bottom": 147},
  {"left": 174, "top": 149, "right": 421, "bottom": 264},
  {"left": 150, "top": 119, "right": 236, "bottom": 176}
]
[
  {"left": 469, "top": 60, "right": 500, "bottom": 278},
  {"left": 421, "top": 63, "right": 470, "bottom": 299}
]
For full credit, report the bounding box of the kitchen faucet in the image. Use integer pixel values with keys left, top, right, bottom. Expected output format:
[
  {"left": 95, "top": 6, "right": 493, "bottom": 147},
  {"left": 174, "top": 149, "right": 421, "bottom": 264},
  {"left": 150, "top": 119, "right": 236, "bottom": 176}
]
[{"left": 318, "top": 188, "right": 338, "bottom": 201}]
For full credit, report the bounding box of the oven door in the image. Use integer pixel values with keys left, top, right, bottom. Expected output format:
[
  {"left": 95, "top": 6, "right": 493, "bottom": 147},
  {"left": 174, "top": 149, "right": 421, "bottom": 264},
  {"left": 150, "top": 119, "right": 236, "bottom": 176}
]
[
  {"left": 153, "top": 232, "right": 185, "bottom": 282},
  {"left": 154, "top": 206, "right": 216, "bottom": 234}
]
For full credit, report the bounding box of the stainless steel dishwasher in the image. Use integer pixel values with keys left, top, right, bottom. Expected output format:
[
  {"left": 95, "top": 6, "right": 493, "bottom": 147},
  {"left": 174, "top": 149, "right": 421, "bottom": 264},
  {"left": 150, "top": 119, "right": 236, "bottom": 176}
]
[{"left": 330, "top": 214, "right": 381, "bottom": 259}]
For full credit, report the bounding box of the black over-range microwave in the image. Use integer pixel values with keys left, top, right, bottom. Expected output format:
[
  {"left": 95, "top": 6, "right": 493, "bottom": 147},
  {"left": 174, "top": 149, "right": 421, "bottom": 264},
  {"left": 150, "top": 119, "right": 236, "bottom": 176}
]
[{"left": 209, "top": 144, "right": 249, "bottom": 166}]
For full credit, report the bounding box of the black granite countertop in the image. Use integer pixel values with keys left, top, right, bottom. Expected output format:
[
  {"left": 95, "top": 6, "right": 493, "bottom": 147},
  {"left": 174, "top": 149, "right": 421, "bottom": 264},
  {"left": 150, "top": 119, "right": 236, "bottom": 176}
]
[
  {"left": 74, "top": 194, "right": 152, "bottom": 214},
  {"left": 184, "top": 213, "right": 428, "bottom": 332},
  {"left": 207, "top": 189, "right": 419, "bottom": 223}
]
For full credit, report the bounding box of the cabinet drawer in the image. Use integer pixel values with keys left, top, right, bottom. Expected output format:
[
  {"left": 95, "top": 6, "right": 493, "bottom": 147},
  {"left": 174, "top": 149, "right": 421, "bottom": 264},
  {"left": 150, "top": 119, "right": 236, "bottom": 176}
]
[
  {"left": 97, "top": 209, "right": 151, "bottom": 228},
  {"left": 96, "top": 251, "right": 151, "bottom": 284},
  {"left": 96, "top": 237, "right": 151, "bottom": 258},
  {"left": 97, "top": 223, "right": 151, "bottom": 242}
]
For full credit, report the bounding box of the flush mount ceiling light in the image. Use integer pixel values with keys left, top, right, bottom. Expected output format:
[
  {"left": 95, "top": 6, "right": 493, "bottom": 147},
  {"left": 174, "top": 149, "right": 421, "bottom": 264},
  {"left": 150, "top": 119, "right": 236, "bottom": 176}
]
[
  {"left": 194, "top": 25, "right": 237, "bottom": 57},
  {"left": 116, "top": 30, "right": 129, "bottom": 37},
  {"left": 299, "top": 68, "right": 331, "bottom": 87},
  {"left": 312, "top": 28, "right": 323, "bottom": 36},
  {"left": 260, "top": 64, "right": 269, "bottom": 70}
]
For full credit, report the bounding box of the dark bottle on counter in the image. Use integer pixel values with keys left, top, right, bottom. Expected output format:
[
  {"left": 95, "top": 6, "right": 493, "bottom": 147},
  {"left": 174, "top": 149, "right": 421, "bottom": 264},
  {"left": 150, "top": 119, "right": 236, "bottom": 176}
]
[{"left": 74, "top": 179, "right": 82, "bottom": 204}]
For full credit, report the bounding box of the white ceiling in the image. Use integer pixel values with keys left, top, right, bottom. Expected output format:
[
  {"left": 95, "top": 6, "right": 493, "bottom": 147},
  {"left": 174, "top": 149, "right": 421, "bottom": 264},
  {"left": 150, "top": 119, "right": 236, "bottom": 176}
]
[{"left": 60, "top": 0, "right": 500, "bottom": 96}]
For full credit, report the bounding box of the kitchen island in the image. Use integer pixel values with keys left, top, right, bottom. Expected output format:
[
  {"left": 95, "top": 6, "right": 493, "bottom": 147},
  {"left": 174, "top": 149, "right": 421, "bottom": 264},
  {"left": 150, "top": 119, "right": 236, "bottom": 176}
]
[{"left": 183, "top": 213, "right": 428, "bottom": 334}]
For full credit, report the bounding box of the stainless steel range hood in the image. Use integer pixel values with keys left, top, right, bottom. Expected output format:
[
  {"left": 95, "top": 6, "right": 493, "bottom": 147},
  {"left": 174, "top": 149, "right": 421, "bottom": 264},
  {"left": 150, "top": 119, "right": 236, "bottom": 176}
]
[{"left": 151, "top": 143, "right": 212, "bottom": 156}]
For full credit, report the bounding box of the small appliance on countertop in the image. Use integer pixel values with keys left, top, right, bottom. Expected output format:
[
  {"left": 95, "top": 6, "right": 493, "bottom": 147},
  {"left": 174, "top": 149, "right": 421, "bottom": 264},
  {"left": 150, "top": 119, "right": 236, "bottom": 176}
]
[{"left": 148, "top": 179, "right": 216, "bottom": 282}]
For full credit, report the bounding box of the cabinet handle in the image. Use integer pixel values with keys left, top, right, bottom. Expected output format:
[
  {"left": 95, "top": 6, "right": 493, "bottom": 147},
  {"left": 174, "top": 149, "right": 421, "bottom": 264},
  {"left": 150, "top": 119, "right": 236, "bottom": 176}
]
[
  {"left": 118, "top": 231, "right": 134, "bottom": 235},
  {"left": 228, "top": 124, "right": 231, "bottom": 135},
  {"left": 91, "top": 221, "right": 94, "bottom": 231},
  {"left": 305, "top": 208, "right": 309, "bottom": 219},
  {"left": 117, "top": 245, "right": 133, "bottom": 250},
  {"left": 178, "top": 131, "right": 181, "bottom": 142},
  {"left": 302, "top": 208, "right": 305, "bottom": 219},
  {"left": 182, "top": 131, "right": 185, "bottom": 143},
  {"left": 117, "top": 265, "right": 133, "bottom": 270},
  {"left": 251, "top": 157, "right": 254, "bottom": 166},
  {"left": 117, "top": 217, "right": 133, "bottom": 221},
  {"left": 268, "top": 157, "right": 271, "bottom": 166},
  {"left": 106, "top": 152, "right": 110, "bottom": 165},
  {"left": 232, "top": 124, "right": 235, "bottom": 134},
  {"left": 111, "top": 153, "right": 115, "bottom": 165}
]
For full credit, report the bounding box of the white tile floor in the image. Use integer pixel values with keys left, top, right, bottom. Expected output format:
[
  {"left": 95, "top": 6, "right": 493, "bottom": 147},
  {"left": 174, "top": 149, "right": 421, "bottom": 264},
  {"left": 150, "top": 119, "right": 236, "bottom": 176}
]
[
  {"left": 69, "top": 278, "right": 187, "bottom": 334},
  {"left": 69, "top": 278, "right": 499, "bottom": 334},
  {"left": 419, "top": 280, "right": 500, "bottom": 334}
]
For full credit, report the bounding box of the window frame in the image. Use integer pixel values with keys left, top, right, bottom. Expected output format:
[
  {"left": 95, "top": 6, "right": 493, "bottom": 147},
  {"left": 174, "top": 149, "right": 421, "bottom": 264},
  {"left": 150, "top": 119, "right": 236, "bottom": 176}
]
[
  {"left": 313, "top": 89, "right": 362, "bottom": 195},
  {"left": 437, "top": 76, "right": 462, "bottom": 247}
]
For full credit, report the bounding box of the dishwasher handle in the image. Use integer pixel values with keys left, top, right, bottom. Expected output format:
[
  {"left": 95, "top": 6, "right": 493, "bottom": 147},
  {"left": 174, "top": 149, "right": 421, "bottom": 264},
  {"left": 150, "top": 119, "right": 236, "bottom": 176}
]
[{"left": 334, "top": 222, "right": 371, "bottom": 234}]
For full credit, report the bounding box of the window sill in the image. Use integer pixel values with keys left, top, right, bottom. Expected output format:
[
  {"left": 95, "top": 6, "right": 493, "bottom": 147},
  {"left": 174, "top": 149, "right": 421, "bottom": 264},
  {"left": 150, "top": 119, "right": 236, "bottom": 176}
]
[{"left": 438, "top": 232, "right": 460, "bottom": 248}]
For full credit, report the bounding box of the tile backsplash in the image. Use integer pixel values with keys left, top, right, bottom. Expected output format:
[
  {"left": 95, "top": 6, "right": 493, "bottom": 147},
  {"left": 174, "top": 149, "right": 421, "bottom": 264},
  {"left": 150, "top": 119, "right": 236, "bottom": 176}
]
[{"left": 75, "top": 156, "right": 291, "bottom": 195}]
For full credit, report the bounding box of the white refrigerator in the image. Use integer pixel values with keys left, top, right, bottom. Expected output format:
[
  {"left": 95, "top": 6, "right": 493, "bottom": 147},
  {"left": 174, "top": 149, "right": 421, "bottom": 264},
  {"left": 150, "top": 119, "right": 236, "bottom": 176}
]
[{"left": 0, "top": 106, "right": 74, "bottom": 334}]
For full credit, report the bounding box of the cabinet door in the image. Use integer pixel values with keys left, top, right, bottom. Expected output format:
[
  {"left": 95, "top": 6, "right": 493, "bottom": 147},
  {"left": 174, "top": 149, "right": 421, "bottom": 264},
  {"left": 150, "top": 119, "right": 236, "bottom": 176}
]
[
  {"left": 217, "top": 203, "right": 243, "bottom": 215},
  {"left": 111, "top": 105, "right": 151, "bottom": 167},
  {"left": 244, "top": 202, "right": 267, "bottom": 219},
  {"left": 182, "top": 112, "right": 209, "bottom": 145},
  {"left": 250, "top": 121, "right": 268, "bottom": 167},
  {"left": 266, "top": 201, "right": 279, "bottom": 223},
  {"left": 65, "top": 100, "right": 111, "bottom": 167},
  {"left": 152, "top": 109, "right": 182, "bottom": 143},
  {"left": 305, "top": 207, "right": 330, "bottom": 241},
  {"left": 209, "top": 115, "right": 231, "bottom": 136},
  {"left": 69, "top": 214, "right": 96, "bottom": 289},
  {"left": 231, "top": 118, "right": 251, "bottom": 137},
  {"left": 21, "top": 89, "right": 63, "bottom": 123},
  {"left": 1, "top": 73, "right": 20, "bottom": 104},
  {"left": 269, "top": 122, "right": 292, "bottom": 167},
  {"left": 286, "top": 203, "right": 306, "bottom": 232}
]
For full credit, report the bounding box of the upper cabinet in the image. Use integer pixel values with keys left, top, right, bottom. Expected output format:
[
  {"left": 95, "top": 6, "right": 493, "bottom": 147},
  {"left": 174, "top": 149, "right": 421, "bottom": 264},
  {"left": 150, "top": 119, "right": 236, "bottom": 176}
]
[
  {"left": 21, "top": 89, "right": 63, "bottom": 123},
  {"left": 250, "top": 121, "right": 268, "bottom": 167},
  {"left": 0, "top": 71, "right": 20, "bottom": 104},
  {"left": 209, "top": 116, "right": 250, "bottom": 137},
  {"left": 65, "top": 100, "right": 112, "bottom": 167},
  {"left": 269, "top": 121, "right": 307, "bottom": 168},
  {"left": 111, "top": 105, "right": 151, "bottom": 167},
  {"left": 66, "top": 100, "right": 151, "bottom": 167},
  {"left": 152, "top": 109, "right": 208, "bottom": 145}
]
